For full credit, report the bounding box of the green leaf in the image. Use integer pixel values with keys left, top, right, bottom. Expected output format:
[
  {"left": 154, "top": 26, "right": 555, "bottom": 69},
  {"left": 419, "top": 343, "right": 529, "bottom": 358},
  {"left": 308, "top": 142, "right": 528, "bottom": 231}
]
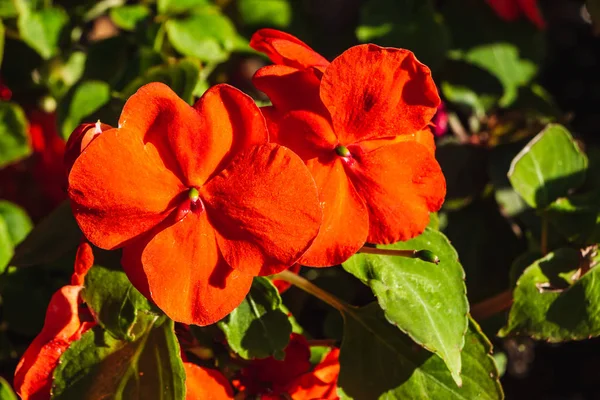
[
  {"left": 83, "top": 37, "right": 129, "bottom": 86},
  {"left": 0, "top": 0, "right": 18, "bottom": 18},
  {"left": 58, "top": 80, "right": 111, "bottom": 139},
  {"left": 52, "top": 318, "right": 186, "bottom": 399},
  {"left": 109, "top": 5, "right": 151, "bottom": 31},
  {"left": 546, "top": 191, "right": 600, "bottom": 245},
  {"left": 0, "top": 218, "right": 13, "bottom": 274},
  {"left": 0, "top": 200, "right": 32, "bottom": 246},
  {"left": 0, "top": 102, "right": 31, "bottom": 168},
  {"left": 0, "top": 20, "right": 5, "bottom": 68},
  {"left": 165, "top": 7, "right": 247, "bottom": 63},
  {"left": 44, "top": 51, "right": 87, "bottom": 99},
  {"left": 82, "top": 264, "right": 159, "bottom": 341},
  {"left": 219, "top": 277, "right": 292, "bottom": 360},
  {"left": 0, "top": 377, "right": 17, "bottom": 400},
  {"left": 18, "top": 7, "right": 68, "bottom": 59},
  {"left": 11, "top": 201, "right": 81, "bottom": 268},
  {"left": 121, "top": 59, "right": 199, "bottom": 105},
  {"left": 157, "top": 0, "right": 209, "bottom": 15},
  {"left": 238, "top": 0, "right": 292, "bottom": 28},
  {"left": 342, "top": 228, "right": 468, "bottom": 385},
  {"left": 508, "top": 124, "right": 588, "bottom": 209},
  {"left": 338, "top": 304, "right": 503, "bottom": 399},
  {"left": 356, "top": 0, "right": 449, "bottom": 71},
  {"left": 499, "top": 248, "right": 600, "bottom": 341}
]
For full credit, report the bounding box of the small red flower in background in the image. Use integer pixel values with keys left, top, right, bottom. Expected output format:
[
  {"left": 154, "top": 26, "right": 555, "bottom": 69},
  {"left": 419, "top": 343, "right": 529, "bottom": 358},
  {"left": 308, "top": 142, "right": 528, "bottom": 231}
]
[
  {"left": 236, "top": 333, "right": 340, "bottom": 399},
  {"left": 251, "top": 29, "right": 446, "bottom": 267},
  {"left": 13, "top": 286, "right": 95, "bottom": 400},
  {"left": 486, "top": 0, "right": 545, "bottom": 29},
  {"left": 67, "top": 82, "right": 321, "bottom": 326}
]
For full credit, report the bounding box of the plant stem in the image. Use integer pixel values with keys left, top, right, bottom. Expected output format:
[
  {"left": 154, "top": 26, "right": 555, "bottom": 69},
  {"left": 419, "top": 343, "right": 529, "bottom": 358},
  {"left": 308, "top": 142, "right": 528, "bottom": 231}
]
[
  {"left": 273, "top": 270, "right": 350, "bottom": 312},
  {"left": 307, "top": 339, "right": 337, "bottom": 347},
  {"left": 359, "top": 247, "right": 416, "bottom": 257},
  {"left": 470, "top": 290, "right": 513, "bottom": 320}
]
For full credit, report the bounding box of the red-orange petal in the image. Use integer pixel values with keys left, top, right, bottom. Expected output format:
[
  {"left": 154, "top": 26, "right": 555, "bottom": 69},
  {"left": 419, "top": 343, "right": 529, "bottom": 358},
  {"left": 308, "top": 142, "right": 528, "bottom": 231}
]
[
  {"left": 253, "top": 64, "right": 325, "bottom": 114},
  {"left": 486, "top": 0, "right": 521, "bottom": 21},
  {"left": 320, "top": 45, "right": 440, "bottom": 145},
  {"left": 285, "top": 348, "right": 340, "bottom": 400},
  {"left": 68, "top": 124, "right": 185, "bottom": 250},
  {"left": 347, "top": 141, "right": 446, "bottom": 244},
  {"left": 201, "top": 144, "right": 321, "bottom": 276},
  {"left": 121, "top": 211, "right": 254, "bottom": 326},
  {"left": 184, "top": 363, "right": 234, "bottom": 400},
  {"left": 250, "top": 29, "right": 329, "bottom": 70},
  {"left": 14, "top": 286, "right": 93, "bottom": 400},
  {"left": 178, "top": 84, "right": 268, "bottom": 186},
  {"left": 298, "top": 158, "right": 368, "bottom": 267},
  {"left": 517, "top": 0, "right": 545, "bottom": 29},
  {"left": 276, "top": 110, "right": 338, "bottom": 161},
  {"left": 71, "top": 239, "right": 94, "bottom": 285},
  {"left": 64, "top": 122, "right": 113, "bottom": 173}
]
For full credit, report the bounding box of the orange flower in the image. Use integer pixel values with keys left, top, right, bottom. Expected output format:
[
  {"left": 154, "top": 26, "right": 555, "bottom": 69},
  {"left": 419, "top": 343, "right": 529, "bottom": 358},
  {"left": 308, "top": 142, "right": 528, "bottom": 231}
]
[
  {"left": 236, "top": 333, "right": 339, "bottom": 399},
  {"left": 67, "top": 82, "right": 321, "bottom": 326},
  {"left": 14, "top": 286, "right": 95, "bottom": 400},
  {"left": 251, "top": 29, "right": 446, "bottom": 267},
  {"left": 184, "top": 363, "right": 234, "bottom": 400},
  {"left": 486, "top": 0, "right": 545, "bottom": 29}
]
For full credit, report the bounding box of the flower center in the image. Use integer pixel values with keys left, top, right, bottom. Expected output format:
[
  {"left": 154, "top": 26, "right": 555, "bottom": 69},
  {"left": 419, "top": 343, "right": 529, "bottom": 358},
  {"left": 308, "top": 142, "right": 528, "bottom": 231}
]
[
  {"left": 188, "top": 187, "right": 200, "bottom": 203},
  {"left": 335, "top": 145, "right": 351, "bottom": 157}
]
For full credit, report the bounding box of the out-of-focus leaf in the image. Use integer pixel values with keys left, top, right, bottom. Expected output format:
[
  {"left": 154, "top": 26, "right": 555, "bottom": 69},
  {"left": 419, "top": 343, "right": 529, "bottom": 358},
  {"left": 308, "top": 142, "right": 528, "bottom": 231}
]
[
  {"left": 219, "top": 277, "right": 291, "bottom": 360},
  {"left": 0, "top": 377, "right": 17, "bottom": 400},
  {"left": 165, "top": 6, "right": 248, "bottom": 63},
  {"left": 338, "top": 304, "right": 503, "bottom": 399},
  {"left": 18, "top": 7, "right": 68, "bottom": 59},
  {"left": 0, "top": 200, "right": 32, "bottom": 246},
  {"left": 157, "top": 0, "right": 209, "bottom": 15},
  {"left": 52, "top": 318, "right": 186, "bottom": 399},
  {"left": 508, "top": 124, "right": 588, "bottom": 209},
  {"left": 45, "top": 51, "right": 87, "bottom": 99},
  {"left": 0, "top": 218, "right": 12, "bottom": 273},
  {"left": 58, "top": 80, "right": 111, "bottom": 139},
  {"left": 500, "top": 248, "right": 600, "bottom": 341},
  {"left": 121, "top": 59, "right": 199, "bottom": 105},
  {"left": 110, "top": 5, "right": 151, "bottom": 31},
  {"left": 356, "top": 0, "right": 449, "bottom": 71},
  {"left": 83, "top": 37, "right": 129, "bottom": 86},
  {"left": 11, "top": 201, "right": 81, "bottom": 268},
  {"left": 0, "top": 0, "right": 18, "bottom": 18},
  {"left": 238, "top": 0, "right": 292, "bottom": 28},
  {"left": 0, "top": 102, "right": 31, "bottom": 168},
  {"left": 0, "top": 20, "right": 5, "bottom": 68},
  {"left": 83, "top": 264, "right": 159, "bottom": 341},
  {"left": 343, "top": 228, "right": 468, "bottom": 385}
]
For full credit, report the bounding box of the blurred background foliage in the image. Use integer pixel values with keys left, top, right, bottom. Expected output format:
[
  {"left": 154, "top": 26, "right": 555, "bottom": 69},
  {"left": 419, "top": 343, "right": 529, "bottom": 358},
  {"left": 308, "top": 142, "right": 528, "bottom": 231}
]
[{"left": 1, "top": 0, "right": 600, "bottom": 398}]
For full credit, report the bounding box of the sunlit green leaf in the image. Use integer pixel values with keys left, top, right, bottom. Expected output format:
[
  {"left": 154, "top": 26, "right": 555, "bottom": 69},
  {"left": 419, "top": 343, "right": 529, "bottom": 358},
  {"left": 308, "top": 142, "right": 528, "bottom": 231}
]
[
  {"left": 157, "top": 0, "right": 209, "bottom": 15},
  {"left": 58, "top": 80, "right": 111, "bottom": 139},
  {"left": 338, "top": 304, "right": 503, "bottom": 399},
  {"left": 508, "top": 124, "right": 588, "bottom": 209},
  {"left": 110, "top": 5, "right": 150, "bottom": 31},
  {"left": 0, "top": 218, "right": 12, "bottom": 273},
  {"left": 0, "top": 200, "right": 32, "bottom": 246},
  {"left": 343, "top": 228, "right": 468, "bottom": 386},
  {"left": 0, "top": 102, "right": 31, "bottom": 168},
  {"left": 238, "top": 0, "right": 291, "bottom": 28},
  {"left": 0, "top": 377, "right": 17, "bottom": 400},
  {"left": 18, "top": 7, "right": 68, "bottom": 59},
  {"left": 219, "top": 277, "right": 291, "bottom": 360}
]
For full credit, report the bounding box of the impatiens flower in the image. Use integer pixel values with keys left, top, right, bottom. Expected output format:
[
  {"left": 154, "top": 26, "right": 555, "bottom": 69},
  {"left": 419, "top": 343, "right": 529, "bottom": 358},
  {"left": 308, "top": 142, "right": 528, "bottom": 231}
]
[
  {"left": 67, "top": 82, "right": 321, "bottom": 326},
  {"left": 64, "top": 120, "right": 112, "bottom": 173},
  {"left": 14, "top": 286, "right": 95, "bottom": 400},
  {"left": 235, "top": 333, "right": 340, "bottom": 399},
  {"left": 250, "top": 29, "right": 446, "bottom": 267},
  {"left": 71, "top": 239, "right": 94, "bottom": 286},
  {"left": 184, "top": 363, "right": 234, "bottom": 400},
  {"left": 486, "top": 0, "right": 545, "bottom": 29}
]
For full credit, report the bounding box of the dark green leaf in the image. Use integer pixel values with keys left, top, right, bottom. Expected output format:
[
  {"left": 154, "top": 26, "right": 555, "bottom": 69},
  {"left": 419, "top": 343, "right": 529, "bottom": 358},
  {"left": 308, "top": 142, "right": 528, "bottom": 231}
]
[
  {"left": 0, "top": 201, "right": 32, "bottom": 246},
  {"left": 0, "top": 377, "right": 17, "bottom": 400},
  {"left": 83, "top": 37, "right": 129, "bottom": 86},
  {"left": 238, "top": 0, "right": 292, "bottom": 28},
  {"left": 11, "top": 201, "right": 81, "bottom": 268},
  {"left": 18, "top": 7, "right": 68, "bottom": 59},
  {"left": 508, "top": 124, "right": 588, "bottom": 209},
  {"left": 219, "top": 277, "right": 291, "bottom": 360},
  {"left": 157, "top": 0, "right": 209, "bottom": 15},
  {"left": 343, "top": 228, "right": 468, "bottom": 385},
  {"left": 58, "top": 80, "right": 111, "bottom": 139},
  {"left": 121, "top": 59, "right": 199, "bottom": 105},
  {"left": 109, "top": 5, "right": 151, "bottom": 31},
  {"left": 52, "top": 318, "right": 186, "bottom": 399},
  {"left": 546, "top": 191, "right": 600, "bottom": 245},
  {"left": 0, "top": 102, "right": 31, "bottom": 168},
  {"left": 500, "top": 248, "right": 600, "bottom": 341},
  {"left": 356, "top": 0, "right": 449, "bottom": 71},
  {"left": 165, "top": 7, "right": 247, "bottom": 63},
  {"left": 82, "top": 264, "right": 159, "bottom": 341},
  {"left": 0, "top": 20, "right": 5, "bottom": 68},
  {"left": 338, "top": 304, "right": 503, "bottom": 399}
]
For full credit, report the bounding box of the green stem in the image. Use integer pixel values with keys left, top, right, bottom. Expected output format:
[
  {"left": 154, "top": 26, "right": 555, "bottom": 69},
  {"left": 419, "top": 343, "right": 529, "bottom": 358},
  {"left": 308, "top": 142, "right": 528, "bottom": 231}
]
[
  {"left": 359, "top": 246, "right": 440, "bottom": 264},
  {"left": 273, "top": 270, "right": 350, "bottom": 312}
]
